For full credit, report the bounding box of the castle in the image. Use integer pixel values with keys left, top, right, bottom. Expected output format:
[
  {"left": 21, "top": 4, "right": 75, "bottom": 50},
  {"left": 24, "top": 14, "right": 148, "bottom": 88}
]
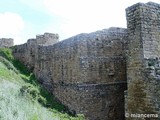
[{"left": 1, "top": 2, "right": 160, "bottom": 120}]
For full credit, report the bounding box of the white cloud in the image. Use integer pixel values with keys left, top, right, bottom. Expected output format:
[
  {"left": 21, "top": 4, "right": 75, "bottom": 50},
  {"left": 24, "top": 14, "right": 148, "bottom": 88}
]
[
  {"left": 1, "top": 0, "right": 160, "bottom": 44},
  {"left": 43, "top": 0, "right": 160, "bottom": 40},
  {"left": 43, "top": 0, "right": 127, "bottom": 40},
  {"left": 0, "top": 12, "right": 25, "bottom": 44},
  {"left": 0, "top": 12, "right": 24, "bottom": 35}
]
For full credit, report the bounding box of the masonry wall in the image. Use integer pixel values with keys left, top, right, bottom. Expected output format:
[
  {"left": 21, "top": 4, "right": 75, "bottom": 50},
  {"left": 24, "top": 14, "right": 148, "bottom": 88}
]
[
  {"left": 0, "top": 38, "right": 13, "bottom": 48},
  {"left": 13, "top": 28, "right": 127, "bottom": 120},
  {"left": 126, "top": 2, "right": 160, "bottom": 119},
  {"left": 10, "top": 2, "right": 160, "bottom": 119},
  {"left": 14, "top": 33, "right": 59, "bottom": 69}
]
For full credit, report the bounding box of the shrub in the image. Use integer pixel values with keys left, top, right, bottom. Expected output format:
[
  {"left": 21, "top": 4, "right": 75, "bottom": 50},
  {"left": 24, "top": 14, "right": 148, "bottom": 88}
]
[
  {"left": 0, "top": 48, "right": 14, "bottom": 61},
  {"left": 19, "top": 84, "right": 47, "bottom": 106},
  {"left": 20, "top": 84, "right": 40, "bottom": 100},
  {"left": 0, "top": 56, "right": 18, "bottom": 74},
  {"left": 38, "top": 96, "right": 47, "bottom": 105}
]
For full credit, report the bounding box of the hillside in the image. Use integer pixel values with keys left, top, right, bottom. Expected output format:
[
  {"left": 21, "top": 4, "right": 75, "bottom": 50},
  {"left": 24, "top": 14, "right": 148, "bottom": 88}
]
[{"left": 0, "top": 48, "right": 84, "bottom": 120}]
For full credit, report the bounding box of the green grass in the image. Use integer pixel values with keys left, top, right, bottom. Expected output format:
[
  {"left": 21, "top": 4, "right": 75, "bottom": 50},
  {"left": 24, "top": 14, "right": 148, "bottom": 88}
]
[{"left": 0, "top": 48, "right": 84, "bottom": 120}]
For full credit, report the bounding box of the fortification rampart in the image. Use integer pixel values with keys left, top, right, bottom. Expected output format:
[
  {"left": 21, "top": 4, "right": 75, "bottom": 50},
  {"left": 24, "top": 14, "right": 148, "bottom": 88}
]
[
  {"left": 13, "top": 27, "right": 128, "bottom": 120},
  {"left": 12, "top": 2, "right": 160, "bottom": 120},
  {"left": 13, "top": 33, "right": 59, "bottom": 70},
  {"left": 0, "top": 38, "right": 13, "bottom": 48}
]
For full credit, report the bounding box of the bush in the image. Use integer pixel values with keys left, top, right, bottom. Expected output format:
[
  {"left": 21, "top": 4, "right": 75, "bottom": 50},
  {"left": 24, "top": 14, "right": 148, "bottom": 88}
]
[
  {"left": 38, "top": 96, "right": 47, "bottom": 105},
  {"left": 0, "top": 48, "right": 14, "bottom": 61},
  {"left": 19, "top": 84, "right": 47, "bottom": 106},
  {"left": 20, "top": 84, "right": 39, "bottom": 100},
  {"left": 0, "top": 56, "right": 18, "bottom": 74}
]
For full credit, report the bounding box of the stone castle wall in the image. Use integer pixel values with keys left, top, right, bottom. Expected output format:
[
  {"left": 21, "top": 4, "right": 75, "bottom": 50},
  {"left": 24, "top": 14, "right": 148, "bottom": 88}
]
[
  {"left": 13, "top": 28, "right": 128, "bottom": 120},
  {"left": 12, "top": 2, "right": 160, "bottom": 120},
  {"left": 13, "top": 33, "right": 59, "bottom": 70},
  {"left": 0, "top": 38, "right": 13, "bottom": 48}
]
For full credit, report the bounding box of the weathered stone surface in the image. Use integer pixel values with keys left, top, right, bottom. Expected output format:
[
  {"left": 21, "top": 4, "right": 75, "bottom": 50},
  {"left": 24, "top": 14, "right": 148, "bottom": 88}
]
[
  {"left": 12, "top": 2, "right": 160, "bottom": 120},
  {"left": 13, "top": 28, "right": 127, "bottom": 120},
  {"left": 126, "top": 2, "right": 160, "bottom": 120},
  {"left": 0, "top": 38, "right": 13, "bottom": 48},
  {"left": 13, "top": 33, "right": 59, "bottom": 70}
]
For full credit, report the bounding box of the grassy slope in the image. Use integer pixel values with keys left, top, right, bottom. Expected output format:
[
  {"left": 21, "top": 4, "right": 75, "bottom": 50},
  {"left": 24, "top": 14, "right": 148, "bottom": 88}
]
[{"left": 0, "top": 48, "right": 84, "bottom": 120}]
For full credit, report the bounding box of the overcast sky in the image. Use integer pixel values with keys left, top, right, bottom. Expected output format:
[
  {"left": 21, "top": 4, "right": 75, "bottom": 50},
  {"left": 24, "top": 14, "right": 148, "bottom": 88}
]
[{"left": 0, "top": 0, "right": 160, "bottom": 44}]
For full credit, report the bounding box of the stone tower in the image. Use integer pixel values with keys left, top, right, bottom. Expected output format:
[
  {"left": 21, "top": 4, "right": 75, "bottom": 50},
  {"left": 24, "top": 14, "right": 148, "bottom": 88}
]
[{"left": 126, "top": 2, "right": 160, "bottom": 119}]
